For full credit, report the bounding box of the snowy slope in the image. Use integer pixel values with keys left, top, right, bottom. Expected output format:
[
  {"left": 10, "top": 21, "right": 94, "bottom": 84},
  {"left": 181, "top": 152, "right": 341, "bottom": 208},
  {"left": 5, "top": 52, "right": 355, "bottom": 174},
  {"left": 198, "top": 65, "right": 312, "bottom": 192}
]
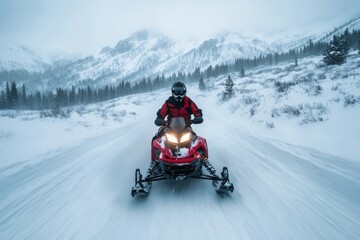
[
  {"left": 215, "top": 51, "right": 360, "bottom": 159},
  {"left": 0, "top": 51, "right": 360, "bottom": 239},
  {"left": 316, "top": 16, "right": 360, "bottom": 43},
  {"left": 73, "top": 30, "right": 188, "bottom": 82},
  {"left": 78, "top": 30, "right": 274, "bottom": 80},
  {"left": 34, "top": 30, "right": 275, "bottom": 89},
  {"left": 0, "top": 44, "right": 49, "bottom": 72},
  {"left": 155, "top": 32, "right": 273, "bottom": 76}
]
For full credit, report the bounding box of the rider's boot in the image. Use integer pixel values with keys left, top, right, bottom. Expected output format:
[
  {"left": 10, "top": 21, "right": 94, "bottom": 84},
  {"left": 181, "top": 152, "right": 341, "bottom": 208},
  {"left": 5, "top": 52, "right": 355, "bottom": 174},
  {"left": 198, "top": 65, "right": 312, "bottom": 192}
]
[
  {"left": 203, "top": 158, "right": 217, "bottom": 177},
  {"left": 145, "top": 160, "right": 159, "bottom": 180}
]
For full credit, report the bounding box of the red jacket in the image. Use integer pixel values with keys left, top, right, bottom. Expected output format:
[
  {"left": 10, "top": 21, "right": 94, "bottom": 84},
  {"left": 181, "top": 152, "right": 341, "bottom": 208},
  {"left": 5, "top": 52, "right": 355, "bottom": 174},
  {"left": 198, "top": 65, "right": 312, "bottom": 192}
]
[{"left": 157, "top": 96, "right": 202, "bottom": 122}]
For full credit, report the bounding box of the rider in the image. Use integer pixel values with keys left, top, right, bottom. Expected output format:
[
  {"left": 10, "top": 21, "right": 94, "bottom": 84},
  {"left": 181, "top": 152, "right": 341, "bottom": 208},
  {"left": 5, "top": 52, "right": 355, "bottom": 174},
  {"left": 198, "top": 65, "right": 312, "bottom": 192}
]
[
  {"left": 152, "top": 81, "right": 203, "bottom": 141},
  {"left": 147, "top": 82, "right": 217, "bottom": 178}
]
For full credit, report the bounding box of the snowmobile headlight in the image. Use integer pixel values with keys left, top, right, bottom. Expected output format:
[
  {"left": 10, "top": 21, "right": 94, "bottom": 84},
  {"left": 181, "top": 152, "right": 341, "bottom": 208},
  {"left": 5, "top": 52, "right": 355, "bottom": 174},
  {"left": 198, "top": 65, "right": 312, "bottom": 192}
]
[
  {"left": 180, "top": 132, "right": 191, "bottom": 143},
  {"left": 166, "top": 133, "right": 178, "bottom": 144}
]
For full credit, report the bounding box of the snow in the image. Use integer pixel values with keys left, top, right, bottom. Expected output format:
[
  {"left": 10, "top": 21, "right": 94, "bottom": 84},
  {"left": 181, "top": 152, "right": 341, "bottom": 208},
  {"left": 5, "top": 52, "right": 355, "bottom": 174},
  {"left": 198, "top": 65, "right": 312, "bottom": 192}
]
[
  {"left": 177, "top": 147, "right": 189, "bottom": 157},
  {"left": 210, "top": 51, "right": 360, "bottom": 160},
  {"left": 0, "top": 52, "right": 360, "bottom": 239},
  {"left": 0, "top": 44, "right": 49, "bottom": 72}
]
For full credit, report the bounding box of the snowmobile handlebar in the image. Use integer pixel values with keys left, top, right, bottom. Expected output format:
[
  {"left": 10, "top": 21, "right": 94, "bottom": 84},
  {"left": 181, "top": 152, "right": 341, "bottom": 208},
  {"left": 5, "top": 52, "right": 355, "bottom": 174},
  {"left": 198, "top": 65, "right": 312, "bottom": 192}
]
[
  {"left": 154, "top": 118, "right": 168, "bottom": 126},
  {"left": 191, "top": 116, "right": 203, "bottom": 124},
  {"left": 154, "top": 117, "right": 203, "bottom": 127}
]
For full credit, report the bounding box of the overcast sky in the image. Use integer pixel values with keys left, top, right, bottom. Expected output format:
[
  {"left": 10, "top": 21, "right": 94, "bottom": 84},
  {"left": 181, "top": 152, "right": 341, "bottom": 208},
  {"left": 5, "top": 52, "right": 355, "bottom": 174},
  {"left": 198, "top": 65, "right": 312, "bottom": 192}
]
[{"left": 1, "top": 0, "right": 359, "bottom": 55}]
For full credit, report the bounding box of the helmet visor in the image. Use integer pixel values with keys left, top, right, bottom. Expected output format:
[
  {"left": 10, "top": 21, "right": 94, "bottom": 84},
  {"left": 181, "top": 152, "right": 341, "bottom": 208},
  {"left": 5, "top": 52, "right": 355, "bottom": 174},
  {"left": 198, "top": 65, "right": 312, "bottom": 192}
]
[{"left": 172, "top": 87, "right": 186, "bottom": 96}]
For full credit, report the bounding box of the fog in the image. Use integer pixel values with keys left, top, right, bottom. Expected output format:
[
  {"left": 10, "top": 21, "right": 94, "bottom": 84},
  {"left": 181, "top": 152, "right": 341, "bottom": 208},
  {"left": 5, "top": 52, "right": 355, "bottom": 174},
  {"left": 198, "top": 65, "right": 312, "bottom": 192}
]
[{"left": 1, "top": 0, "right": 359, "bottom": 55}]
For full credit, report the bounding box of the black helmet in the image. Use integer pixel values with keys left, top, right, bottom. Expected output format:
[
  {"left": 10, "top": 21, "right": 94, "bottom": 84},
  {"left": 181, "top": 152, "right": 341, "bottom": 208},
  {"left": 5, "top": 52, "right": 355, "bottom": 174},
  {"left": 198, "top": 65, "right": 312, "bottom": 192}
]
[{"left": 171, "top": 82, "right": 186, "bottom": 102}]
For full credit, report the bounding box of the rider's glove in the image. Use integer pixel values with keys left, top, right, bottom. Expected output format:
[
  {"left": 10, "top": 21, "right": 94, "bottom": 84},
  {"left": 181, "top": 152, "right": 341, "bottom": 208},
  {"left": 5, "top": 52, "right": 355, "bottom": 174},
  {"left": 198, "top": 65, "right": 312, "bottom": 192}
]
[
  {"left": 154, "top": 117, "right": 167, "bottom": 126},
  {"left": 192, "top": 116, "right": 203, "bottom": 124}
]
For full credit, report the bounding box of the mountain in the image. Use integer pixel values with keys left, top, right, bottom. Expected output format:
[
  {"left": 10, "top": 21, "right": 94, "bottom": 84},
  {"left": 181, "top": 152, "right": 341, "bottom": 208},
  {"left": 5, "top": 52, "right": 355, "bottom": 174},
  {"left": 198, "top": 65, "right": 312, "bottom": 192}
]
[
  {"left": 0, "top": 44, "right": 49, "bottom": 72},
  {"left": 316, "top": 16, "right": 360, "bottom": 43},
  {"left": 155, "top": 32, "right": 273, "bottom": 76},
  {"left": 70, "top": 30, "right": 187, "bottom": 83},
  {"left": 269, "top": 16, "right": 360, "bottom": 52},
  {"left": 77, "top": 31, "right": 274, "bottom": 81},
  {"left": 18, "top": 30, "right": 276, "bottom": 90},
  {"left": 2, "top": 16, "right": 360, "bottom": 90}
]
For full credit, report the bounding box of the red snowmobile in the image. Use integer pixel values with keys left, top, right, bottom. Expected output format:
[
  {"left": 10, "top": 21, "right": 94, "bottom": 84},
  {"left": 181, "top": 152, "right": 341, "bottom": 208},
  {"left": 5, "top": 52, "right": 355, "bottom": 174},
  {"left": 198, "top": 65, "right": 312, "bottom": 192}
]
[{"left": 131, "top": 117, "right": 234, "bottom": 197}]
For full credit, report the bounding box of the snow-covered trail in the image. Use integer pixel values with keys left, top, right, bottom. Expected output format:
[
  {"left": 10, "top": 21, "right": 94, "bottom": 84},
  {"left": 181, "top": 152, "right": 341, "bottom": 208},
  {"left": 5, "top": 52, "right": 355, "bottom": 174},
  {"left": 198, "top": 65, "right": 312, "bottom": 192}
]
[{"left": 1, "top": 111, "right": 360, "bottom": 239}]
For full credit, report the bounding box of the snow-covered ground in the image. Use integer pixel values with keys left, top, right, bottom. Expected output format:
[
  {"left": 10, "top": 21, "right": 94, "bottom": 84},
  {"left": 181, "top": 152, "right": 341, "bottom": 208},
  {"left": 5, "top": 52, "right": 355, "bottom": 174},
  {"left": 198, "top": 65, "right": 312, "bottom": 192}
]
[
  {"left": 217, "top": 51, "right": 360, "bottom": 160},
  {"left": 0, "top": 53, "right": 359, "bottom": 239}
]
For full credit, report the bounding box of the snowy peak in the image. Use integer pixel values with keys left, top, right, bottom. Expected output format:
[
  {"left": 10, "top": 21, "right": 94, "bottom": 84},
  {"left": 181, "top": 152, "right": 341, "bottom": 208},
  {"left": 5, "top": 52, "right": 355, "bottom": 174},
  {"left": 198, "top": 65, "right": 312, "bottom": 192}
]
[
  {"left": 112, "top": 39, "right": 134, "bottom": 54},
  {"left": 61, "top": 31, "right": 180, "bottom": 84},
  {"left": 159, "top": 31, "right": 273, "bottom": 75},
  {"left": 218, "top": 32, "right": 272, "bottom": 55},
  {"left": 108, "top": 29, "right": 168, "bottom": 55},
  {"left": 0, "top": 44, "right": 79, "bottom": 72},
  {"left": 0, "top": 44, "right": 49, "bottom": 72}
]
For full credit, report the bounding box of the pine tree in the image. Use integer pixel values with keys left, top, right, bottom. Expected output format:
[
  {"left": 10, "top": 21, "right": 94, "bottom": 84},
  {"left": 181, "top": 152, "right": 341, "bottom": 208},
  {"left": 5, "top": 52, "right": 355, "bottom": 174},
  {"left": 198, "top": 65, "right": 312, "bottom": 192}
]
[
  {"left": 274, "top": 53, "right": 279, "bottom": 65},
  {"left": 193, "top": 67, "right": 201, "bottom": 82},
  {"left": 87, "top": 86, "right": 92, "bottom": 103},
  {"left": 10, "top": 82, "right": 18, "bottom": 108},
  {"left": 267, "top": 54, "right": 273, "bottom": 65},
  {"left": 295, "top": 55, "right": 298, "bottom": 67},
  {"left": 342, "top": 28, "right": 350, "bottom": 54},
  {"left": 125, "top": 81, "right": 131, "bottom": 95},
  {"left": 323, "top": 35, "right": 347, "bottom": 65},
  {"left": 20, "top": 84, "right": 27, "bottom": 108},
  {"left": 358, "top": 38, "right": 360, "bottom": 54},
  {"left": 69, "top": 86, "right": 76, "bottom": 105},
  {"left": 308, "top": 39, "right": 314, "bottom": 55},
  {"left": 223, "top": 75, "right": 234, "bottom": 100},
  {"left": 240, "top": 65, "right": 245, "bottom": 78},
  {"left": 205, "top": 65, "right": 213, "bottom": 78},
  {"left": 5, "top": 82, "right": 10, "bottom": 108},
  {"left": 0, "top": 91, "right": 5, "bottom": 109},
  {"left": 35, "top": 91, "right": 42, "bottom": 109},
  {"left": 199, "top": 76, "right": 206, "bottom": 91},
  {"left": 146, "top": 78, "right": 152, "bottom": 92}
]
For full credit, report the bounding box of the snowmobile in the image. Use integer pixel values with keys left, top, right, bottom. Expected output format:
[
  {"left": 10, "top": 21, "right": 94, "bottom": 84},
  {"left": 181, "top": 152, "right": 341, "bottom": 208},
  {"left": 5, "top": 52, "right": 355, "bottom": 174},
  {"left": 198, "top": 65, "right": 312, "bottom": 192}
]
[{"left": 131, "top": 117, "right": 234, "bottom": 197}]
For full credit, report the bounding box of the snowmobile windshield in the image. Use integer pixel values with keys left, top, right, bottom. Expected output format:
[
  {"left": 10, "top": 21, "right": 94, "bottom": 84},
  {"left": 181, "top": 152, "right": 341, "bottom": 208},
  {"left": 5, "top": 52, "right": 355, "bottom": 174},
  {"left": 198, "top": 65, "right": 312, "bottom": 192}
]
[{"left": 169, "top": 117, "right": 186, "bottom": 134}]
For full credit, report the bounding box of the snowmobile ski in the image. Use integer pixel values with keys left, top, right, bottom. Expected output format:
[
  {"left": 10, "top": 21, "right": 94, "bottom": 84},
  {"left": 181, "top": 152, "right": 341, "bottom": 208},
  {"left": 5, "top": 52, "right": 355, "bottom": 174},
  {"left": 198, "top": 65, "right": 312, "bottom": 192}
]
[
  {"left": 213, "top": 167, "right": 234, "bottom": 193},
  {"left": 131, "top": 169, "right": 151, "bottom": 197}
]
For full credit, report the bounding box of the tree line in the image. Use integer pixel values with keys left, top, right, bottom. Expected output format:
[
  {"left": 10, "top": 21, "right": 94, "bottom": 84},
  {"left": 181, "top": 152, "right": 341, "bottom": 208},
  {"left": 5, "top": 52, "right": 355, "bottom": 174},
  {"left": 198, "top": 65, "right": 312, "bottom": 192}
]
[
  {"left": 0, "top": 81, "right": 134, "bottom": 110},
  {"left": 0, "top": 73, "right": 194, "bottom": 110}
]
